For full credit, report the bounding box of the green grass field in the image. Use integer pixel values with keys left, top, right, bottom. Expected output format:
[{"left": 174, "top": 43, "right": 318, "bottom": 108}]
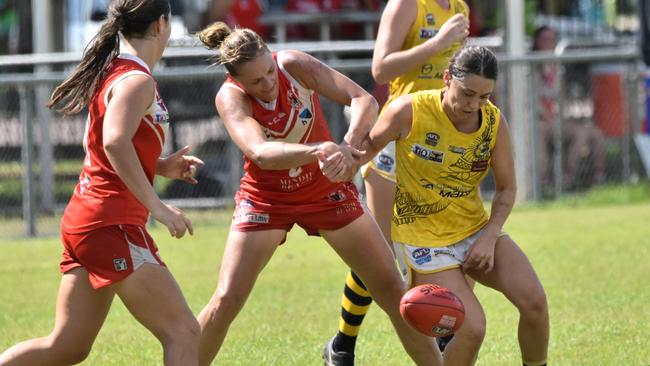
[{"left": 1, "top": 194, "right": 649, "bottom": 365}]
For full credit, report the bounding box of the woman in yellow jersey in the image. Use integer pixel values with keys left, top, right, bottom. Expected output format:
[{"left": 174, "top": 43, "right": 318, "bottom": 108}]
[
  {"left": 324, "top": 0, "right": 469, "bottom": 364},
  {"left": 325, "top": 46, "right": 550, "bottom": 366}
]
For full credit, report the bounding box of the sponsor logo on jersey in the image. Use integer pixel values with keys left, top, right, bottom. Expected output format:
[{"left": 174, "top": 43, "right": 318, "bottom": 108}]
[
  {"left": 113, "top": 258, "right": 128, "bottom": 272},
  {"left": 426, "top": 13, "right": 435, "bottom": 25},
  {"left": 288, "top": 166, "right": 303, "bottom": 178},
  {"left": 432, "top": 247, "right": 455, "bottom": 256},
  {"left": 425, "top": 132, "right": 440, "bottom": 146},
  {"left": 439, "top": 187, "right": 471, "bottom": 198},
  {"left": 419, "top": 28, "right": 438, "bottom": 39},
  {"left": 335, "top": 202, "right": 359, "bottom": 215},
  {"left": 328, "top": 190, "right": 347, "bottom": 202},
  {"left": 280, "top": 171, "right": 315, "bottom": 191},
  {"left": 153, "top": 93, "right": 169, "bottom": 124},
  {"left": 239, "top": 199, "right": 255, "bottom": 209},
  {"left": 234, "top": 212, "right": 270, "bottom": 224},
  {"left": 421, "top": 64, "right": 433, "bottom": 75},
  {"left": 412, "top": 144, "right": 444, "bottom": 163},
  {"left": 412, "top": 247, "right": 432, "bottom": 265},
  {"left": 448, "top": 145, "right": 466, "bottom": 154},
  {"left": 471, "top": 160, "right": 489, "bottom": 172},
  {"left": 299, "top": 108, "right": 312, "bottom": 125}
]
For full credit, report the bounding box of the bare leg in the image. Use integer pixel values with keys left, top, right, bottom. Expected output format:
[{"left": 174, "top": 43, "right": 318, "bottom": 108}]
[
  {"left": 586, "top": 125, "right": 607, "bottom": 184},
  {"left": 562, "top": 122, "right": 586, "bottom": 189},
  {"left": 112, "top": 264, "right": 200, "bottom": 366},
  {"left": 0, "top": 268, "right": 114, "bottom": 366},
  {"left": 321, "top": 213, "right": 442, "bottom": 366},
  {"left": 468, "top": 236, "right": 549, "bottom": 364},
  {"left": 412, "top": 269, "right": 485, "bottom": 366},
  {"left": 197, "top": 229, "right": 286, "bottom": 366}
]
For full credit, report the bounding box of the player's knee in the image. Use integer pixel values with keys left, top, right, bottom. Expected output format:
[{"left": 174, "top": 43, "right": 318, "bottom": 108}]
[
  {"left": 368, "top": 274, "right": 405, "bottom": 307},
  {"left": 161, "top": 317, "right": 201, "bottom": 349},
  {"left": 459, "top": 317, "right": 486, "bottom": 346},
  {"left": 518, "top": 286, "right": 548, "bottom": 319},
  {"left": 47, "top": 336, "right": 93, "bottom": 365},
  {"left": 204, "top": 290, "right": 247, "bottom": 325}
]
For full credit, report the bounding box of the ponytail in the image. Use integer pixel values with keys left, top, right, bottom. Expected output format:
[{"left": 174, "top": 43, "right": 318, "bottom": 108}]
[{"left": 47, "top": 0, "right": 171, "bottom": 114}]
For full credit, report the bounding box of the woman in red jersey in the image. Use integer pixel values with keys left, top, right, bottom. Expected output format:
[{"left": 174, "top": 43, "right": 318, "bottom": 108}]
[
  {"left": 194, "top": 22, "right": 443, "bottom": 366},
  {"left": 0, "top": 1, "right": 203, "bottom": 365}
]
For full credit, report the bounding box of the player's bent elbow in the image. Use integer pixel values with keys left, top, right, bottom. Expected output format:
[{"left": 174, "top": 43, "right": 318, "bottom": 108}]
[
  {"left": 372, "top": 72, "right": 390, "bottom": 86},
  {"left": 248, "top": 146, "right": 283, "bottom": 170},
  {"left": 371, "top": 65, "right": 390, "bottom": 85},
  {"left": 247, "top": 149, "right": 268, "bottom": 169},
  {"left": 364, "top": 95, "right": 380, "bottom": 114}
]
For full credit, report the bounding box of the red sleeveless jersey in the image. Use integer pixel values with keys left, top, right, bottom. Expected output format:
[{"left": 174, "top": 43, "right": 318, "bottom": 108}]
[
  {"left": 62, "top": 54, "right": 168, "bottom": 233},
  {"left": 223, "top": 52, "right": 348, "bottom": 204}
]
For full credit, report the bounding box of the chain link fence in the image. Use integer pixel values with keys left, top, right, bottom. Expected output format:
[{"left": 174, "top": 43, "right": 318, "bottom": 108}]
[{"left": 0, "top": 41, "right": 646, "bottom": 238}]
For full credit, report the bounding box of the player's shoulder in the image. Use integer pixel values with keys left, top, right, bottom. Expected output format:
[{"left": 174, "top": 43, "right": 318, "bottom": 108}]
[
  {"left": 452, "top": 0, "right": 470, "bottom": 15},
  {"left": 276, "top": 49, "right": 318, "bottom": 74}
]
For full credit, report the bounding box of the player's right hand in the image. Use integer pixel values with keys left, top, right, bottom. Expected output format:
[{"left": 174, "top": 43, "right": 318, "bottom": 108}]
[
  {"left": 151, "top": 202, "right": 194, "bottom": 238},
  {"left": 433, "top": 14, "right": 470, "bottom": 50}
]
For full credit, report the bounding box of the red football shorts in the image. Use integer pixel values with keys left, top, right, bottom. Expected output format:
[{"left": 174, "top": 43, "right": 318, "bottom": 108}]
[
  {"left": 231, "top": 182, "right": 365, "bottom": 240},
  {"left": 60, "top": 224, "right": 165, "bottom": 289}
]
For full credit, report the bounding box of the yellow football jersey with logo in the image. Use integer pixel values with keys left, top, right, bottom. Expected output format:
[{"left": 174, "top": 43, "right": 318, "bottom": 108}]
[
  {"left": 392, "top": 89, "right": 501, "bottom": 247},
  {"left": 387, "top": 0, "right": 468, "bottom": 104}
]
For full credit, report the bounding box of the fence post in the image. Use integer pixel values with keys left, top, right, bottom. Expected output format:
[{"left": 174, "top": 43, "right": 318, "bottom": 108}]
[
  {"left": 32, "top": 0, "right": 56, "bottom": 213},
  {"left": 19, "top": 86, "right": 37, "bottom": 237},
  {"left": 527, "top": 64, "right": 541, "bottom": 200},
  {"left": 36, "top": 81, "right": 55, "bottom": 213},
  {"left": 553, "top": 63, "right": 565, "bottom": 196},
  {"left": 506, "top": 0, "right": 532, "bottom": 201}
]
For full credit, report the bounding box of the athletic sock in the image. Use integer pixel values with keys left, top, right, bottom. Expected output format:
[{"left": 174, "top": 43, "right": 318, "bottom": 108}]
[{"left": 333, "top": 271, "right": 373, "bottom": 354}]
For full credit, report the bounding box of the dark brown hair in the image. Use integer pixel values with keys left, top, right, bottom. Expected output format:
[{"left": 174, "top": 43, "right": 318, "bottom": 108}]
[
  {"left": 197, "top": 22, "right": 268, "bottom": 76},
  {"left": 448, "top": 46, "right": 498, "bottom": 81},
  {"left": 48, "top": 0, "right": 170, "bottom": 114}
]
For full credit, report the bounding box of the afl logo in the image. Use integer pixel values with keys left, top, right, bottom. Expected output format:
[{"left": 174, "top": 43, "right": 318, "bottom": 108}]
[
  {"left": 426, "top": 13, "right": 434, "bottom": 25},
  {"left": 425, "top": 132, "right": 440, "bottom": 146},
  {"left": 378, "top": 154, "right": 394, "bottom": 166}
]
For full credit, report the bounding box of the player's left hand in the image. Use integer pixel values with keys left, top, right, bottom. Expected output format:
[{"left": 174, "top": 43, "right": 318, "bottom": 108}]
[
  {"left": 317, "top": 144, "right": 362, "bottom": 182},
  {"left": 158, "top": 145, "right": 205, "bottom": 184},
  {"left": 462, "top": 229, "right": 498, "bottom": 273}
]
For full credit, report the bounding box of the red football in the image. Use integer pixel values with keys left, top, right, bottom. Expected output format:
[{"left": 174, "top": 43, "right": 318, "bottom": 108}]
[{"left": 399, "top": 284, "right": 465, "bottom": 337}]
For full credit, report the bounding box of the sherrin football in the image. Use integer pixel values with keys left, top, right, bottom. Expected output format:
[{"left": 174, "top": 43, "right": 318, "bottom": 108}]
[{"left": 399, "top": 284, "right": 465, "bottom": 337}]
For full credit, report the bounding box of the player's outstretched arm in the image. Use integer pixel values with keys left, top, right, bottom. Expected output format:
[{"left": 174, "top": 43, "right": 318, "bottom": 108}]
[{"left": 359, "top": 94, "right": 414, "bottom": 165}]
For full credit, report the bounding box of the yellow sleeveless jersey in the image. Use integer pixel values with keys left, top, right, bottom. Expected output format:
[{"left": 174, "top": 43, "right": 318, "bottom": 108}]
[
  {"left": 388, "top": 0, "right": 469, "bottom": 103},
  {"left": 392, "top": 89, "right": 501, "bottom": 247}
]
